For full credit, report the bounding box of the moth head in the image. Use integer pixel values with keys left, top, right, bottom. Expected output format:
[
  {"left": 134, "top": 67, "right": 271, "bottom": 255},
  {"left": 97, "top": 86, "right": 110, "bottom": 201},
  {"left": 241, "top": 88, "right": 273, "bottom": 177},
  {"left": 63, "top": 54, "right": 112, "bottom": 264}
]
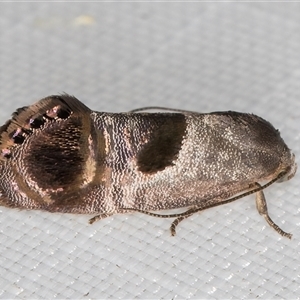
[{"left": 0, "top": 94, "right": 98, "bottom": 209}]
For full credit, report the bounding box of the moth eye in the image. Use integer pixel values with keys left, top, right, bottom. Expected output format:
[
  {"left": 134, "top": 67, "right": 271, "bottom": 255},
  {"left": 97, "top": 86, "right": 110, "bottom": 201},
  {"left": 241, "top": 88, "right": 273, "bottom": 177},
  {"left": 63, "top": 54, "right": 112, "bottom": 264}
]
[
  {"left": 29, "top": 116, "right": 45, "bottom": 129},
  {"left": 9, "top": 128, "right": 25, "bottom": 144},
  {"left": 46, "top": 105, "right": 71, "bottom": 120}
]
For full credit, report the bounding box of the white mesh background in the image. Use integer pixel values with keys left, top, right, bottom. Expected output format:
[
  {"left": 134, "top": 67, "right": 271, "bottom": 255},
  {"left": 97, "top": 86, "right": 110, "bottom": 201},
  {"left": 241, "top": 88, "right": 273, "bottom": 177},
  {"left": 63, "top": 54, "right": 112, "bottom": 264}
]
[{"left": 0, "top": 2, "right": 299, "bottom": 299}]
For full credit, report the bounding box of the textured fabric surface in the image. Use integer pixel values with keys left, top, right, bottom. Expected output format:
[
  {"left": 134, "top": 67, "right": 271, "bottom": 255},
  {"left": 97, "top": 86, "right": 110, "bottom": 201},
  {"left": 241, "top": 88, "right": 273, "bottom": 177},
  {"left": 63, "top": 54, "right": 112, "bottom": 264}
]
[{"left": 0, "top": 3, "right": 300, "bottom": 299}]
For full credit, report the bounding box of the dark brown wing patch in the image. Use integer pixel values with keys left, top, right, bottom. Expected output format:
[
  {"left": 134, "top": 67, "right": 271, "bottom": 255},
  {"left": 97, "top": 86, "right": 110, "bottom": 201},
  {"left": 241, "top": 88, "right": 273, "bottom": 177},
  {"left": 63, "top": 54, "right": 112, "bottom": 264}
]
[{"left": 137, "top": 114, "right": 187, "bottom": 174}]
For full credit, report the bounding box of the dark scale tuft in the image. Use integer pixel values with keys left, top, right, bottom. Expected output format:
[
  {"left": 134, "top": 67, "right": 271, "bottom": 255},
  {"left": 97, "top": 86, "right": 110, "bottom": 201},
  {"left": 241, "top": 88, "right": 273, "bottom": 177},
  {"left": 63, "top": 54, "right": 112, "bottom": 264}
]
[
  {"left": 24, "top": 117, "right": 85, "bottom": 190},
  {"left": 29, "top": 116, "right": 45, "bottom": 129}
]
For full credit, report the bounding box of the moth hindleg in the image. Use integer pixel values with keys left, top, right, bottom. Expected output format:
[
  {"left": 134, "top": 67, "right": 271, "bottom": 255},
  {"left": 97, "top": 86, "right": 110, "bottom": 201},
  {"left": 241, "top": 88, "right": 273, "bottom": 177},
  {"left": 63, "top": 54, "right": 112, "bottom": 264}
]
[{"left": 253, "top": 182, "right": 292, "bottom": 239}]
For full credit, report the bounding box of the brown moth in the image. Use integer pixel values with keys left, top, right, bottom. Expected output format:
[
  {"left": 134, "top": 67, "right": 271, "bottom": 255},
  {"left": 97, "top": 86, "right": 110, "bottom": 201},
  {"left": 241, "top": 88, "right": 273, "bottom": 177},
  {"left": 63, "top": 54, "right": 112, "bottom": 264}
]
[{"left": 0, "top": 95, "right": 297, "bottom": 238}]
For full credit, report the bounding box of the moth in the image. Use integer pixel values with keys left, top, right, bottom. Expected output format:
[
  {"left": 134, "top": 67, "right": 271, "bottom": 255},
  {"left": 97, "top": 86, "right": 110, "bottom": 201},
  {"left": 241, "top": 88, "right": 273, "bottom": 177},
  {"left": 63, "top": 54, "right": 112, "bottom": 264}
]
[{"left": 0, "top": 95, "right": 297, "bottom": 238}]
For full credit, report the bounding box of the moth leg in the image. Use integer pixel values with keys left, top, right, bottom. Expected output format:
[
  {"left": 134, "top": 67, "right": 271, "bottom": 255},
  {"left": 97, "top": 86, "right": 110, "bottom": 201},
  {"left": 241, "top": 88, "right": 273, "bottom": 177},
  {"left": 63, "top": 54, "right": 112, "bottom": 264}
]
[
  {"left": 117, "top": 207, "right": 199, "bottom": 220},
  {"left": 170, "top": 207, "right": 198, "bottom": 236},
  {"left": 253, "top": 183, "right": 292, "bottom": 239},
  {"left": 119, "top": 206, "right": 198, "bottom": 236},
  {"left": 89, "top": 213, "right": 113, "bottom": 224},
  {"left": 170, "top": 217, "right": 185, "bottom": 236}
]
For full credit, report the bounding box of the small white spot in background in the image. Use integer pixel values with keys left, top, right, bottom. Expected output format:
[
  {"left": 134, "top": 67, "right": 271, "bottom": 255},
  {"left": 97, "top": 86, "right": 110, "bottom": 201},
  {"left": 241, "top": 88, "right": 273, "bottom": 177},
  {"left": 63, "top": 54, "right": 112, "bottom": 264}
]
[{"left": 73, "top": 15, "right": 95, "bottom": 27}]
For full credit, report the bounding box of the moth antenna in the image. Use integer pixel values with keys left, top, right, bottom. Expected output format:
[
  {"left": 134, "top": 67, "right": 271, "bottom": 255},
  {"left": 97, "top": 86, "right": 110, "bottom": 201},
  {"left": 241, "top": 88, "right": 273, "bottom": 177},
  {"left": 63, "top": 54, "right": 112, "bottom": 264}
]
[{"left": 128, "top": 106, "right": 196, "bottom": 113}]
